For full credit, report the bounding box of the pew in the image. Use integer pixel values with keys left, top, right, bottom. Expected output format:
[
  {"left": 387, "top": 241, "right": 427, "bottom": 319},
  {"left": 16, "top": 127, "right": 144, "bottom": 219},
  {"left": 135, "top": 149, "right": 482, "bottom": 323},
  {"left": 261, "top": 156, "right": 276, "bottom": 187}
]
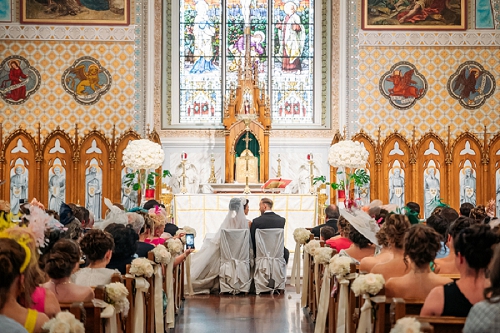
[
  {"left": 124, "top": 264, "right": 155, "bottom": 333},
  {"left": 414, "top": 316, "right": 466, "bottom": 333},
  {"left": 59, "top": 285, "right": 106, "bottom": 333}
]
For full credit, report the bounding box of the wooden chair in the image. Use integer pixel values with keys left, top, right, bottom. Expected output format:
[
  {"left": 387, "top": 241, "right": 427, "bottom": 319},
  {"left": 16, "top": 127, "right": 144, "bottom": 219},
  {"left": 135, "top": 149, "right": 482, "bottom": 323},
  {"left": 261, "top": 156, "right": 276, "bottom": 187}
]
[
  {"left": 414, "top": 316, "right": 466, "bottom": 333},
  {"left": 391, "top": 297, "right": 426, "bottom": 325},
  {"left": 59, "top": 285, "right": 106, "bottom": 333}
]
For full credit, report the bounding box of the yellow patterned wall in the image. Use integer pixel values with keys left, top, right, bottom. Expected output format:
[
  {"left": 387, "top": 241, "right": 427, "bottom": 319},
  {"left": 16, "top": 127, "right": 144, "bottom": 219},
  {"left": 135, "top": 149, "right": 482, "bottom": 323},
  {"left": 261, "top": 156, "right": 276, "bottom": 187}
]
[
  {"left": 0, "top": 40, "right": 136, "bottom": 137},
  {"left": 357, "top": 46, "right": 500, "bottom": 138}
]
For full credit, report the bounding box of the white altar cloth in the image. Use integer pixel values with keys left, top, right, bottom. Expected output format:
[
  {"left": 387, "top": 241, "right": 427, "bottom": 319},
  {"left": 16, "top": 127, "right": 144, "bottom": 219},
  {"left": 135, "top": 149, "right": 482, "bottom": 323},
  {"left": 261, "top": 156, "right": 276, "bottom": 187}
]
[{"left": 173, "top": 194, "right": 317, "bottom": 250}]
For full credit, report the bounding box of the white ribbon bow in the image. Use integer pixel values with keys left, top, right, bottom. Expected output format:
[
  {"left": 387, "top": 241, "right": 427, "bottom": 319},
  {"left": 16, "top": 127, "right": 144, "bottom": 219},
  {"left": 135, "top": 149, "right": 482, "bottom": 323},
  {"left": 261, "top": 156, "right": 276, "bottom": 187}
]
[
  {"left": 93, "top": 299, "right": 118, "bottom": 333},
  {"left": 301, "top": 252, "right": 310, "bottom": 307},
  {"left": 165, "top": 259, "right": 175, "bottom": 329},
  {"left": 314, "top": 266, "right": 331, "bottom": 333},
  {"left": 153, "top": 265, "right": 164, "bottom": 333},
  {"left": 336, "top": 273, "right": 357, "bottom": 333},
  {"left": 290, "top": 242, "right": 302, "bottom": 294},
  {"left": 133, "top": 277, "right": 150, "bottom": 333},
  {"left": 186, "top": 255, "right": 194, "bottom": 295},
  {"left": 356, "top": 295, "right": 386, "bottom": 333}
]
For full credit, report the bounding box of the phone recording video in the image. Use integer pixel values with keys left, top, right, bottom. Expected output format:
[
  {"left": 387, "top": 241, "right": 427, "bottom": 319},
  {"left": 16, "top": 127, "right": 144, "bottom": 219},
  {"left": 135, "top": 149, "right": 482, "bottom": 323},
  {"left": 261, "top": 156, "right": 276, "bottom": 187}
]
[{"left": 186, "top": 233, "right": 195, "bottom": 250}]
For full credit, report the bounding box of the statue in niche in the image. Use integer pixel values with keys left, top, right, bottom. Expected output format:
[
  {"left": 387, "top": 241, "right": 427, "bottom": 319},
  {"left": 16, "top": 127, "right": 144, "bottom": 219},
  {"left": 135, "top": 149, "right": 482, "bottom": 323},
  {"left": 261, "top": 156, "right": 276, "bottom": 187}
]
[
  {"left": 424, "top": 165, "right": 440, "bottom": 218},
  {"left": 389, "top": 166, "right": 405, "bottom": 208},
  {"left": 460, "top": 166, "right": 476, "bottom": 206},
  {"left": 85, "top": 165, "right": 102, "bottom": 220},
  {"left": 121, "top": 167, "right": 138, "bottom": 211},
  {"left": 10, "top": 164, "right": 28, "bottom": 215},
  {"left": 48, "top": 164, "right": 66, "bottom": 213}
]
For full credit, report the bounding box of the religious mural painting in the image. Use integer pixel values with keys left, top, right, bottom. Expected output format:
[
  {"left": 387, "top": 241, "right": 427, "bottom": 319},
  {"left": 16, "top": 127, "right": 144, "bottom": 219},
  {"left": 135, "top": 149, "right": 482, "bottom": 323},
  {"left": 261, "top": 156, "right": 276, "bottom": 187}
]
[
  {"left": 460, "top": 160, "right": 477, "bottom": 206},
  {"left": 379, "top": 61, "right": 427, "bottom": 110},
  {"left": 121, "top": 166, "right": 138, "bottom": 210},
  {"left": 447, "top": 61, "right": 495, "bottom": 109},
  {"left": 10, "top": 156, "right": 29, "bottom": 216},
  {"left": 178, "top": 0, "right": 315, "bottom": 125},
  {"left": 423, "top": 140, "right": 441, "bottom": 219},
  {"left": 0, "top": 56, "right": 41, "bottom": 105},
  {"left": 62, "top": 56, "right": 112, "bottom": 105},
  {"left": 85, "top": 158, "right": 103, "bottom": 221},
  {"left": 48, "top": 156, "right": 67, "bottom": 214}
]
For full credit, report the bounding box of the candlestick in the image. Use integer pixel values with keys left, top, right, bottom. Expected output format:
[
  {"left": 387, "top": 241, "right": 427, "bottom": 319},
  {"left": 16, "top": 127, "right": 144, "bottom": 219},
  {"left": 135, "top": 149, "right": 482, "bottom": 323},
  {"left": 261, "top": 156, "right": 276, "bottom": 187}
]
[
  {"left": 208, "top": 153, "right": 217, "bottom": 183},
  {"left": 307, "top": 153, "right": 313, "bottom": 161}
]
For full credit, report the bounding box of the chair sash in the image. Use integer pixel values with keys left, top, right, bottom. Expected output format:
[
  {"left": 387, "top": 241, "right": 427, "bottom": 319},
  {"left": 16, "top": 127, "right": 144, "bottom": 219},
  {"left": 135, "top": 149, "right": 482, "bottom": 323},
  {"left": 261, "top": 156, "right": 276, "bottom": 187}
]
[
  {"left": 153, "top": 265, "right": 164, "bottom": 333},
  {"left": 336, "top": 273, "right": 357, "bottom": 333},
  {"left": 301, "top": 252, "right": 310, "bottom": 307},
  {"left": 219, "top": 229, "right": 252, "bottom": 294},
  {"left": 93, "top": 299, "right": 118, "bottom": 333},
  {"left": 220, "top": 257, "right": 252, "bottom": 293},
  {"left": 291, "top": 241, "right": 302, "bottom": 294},
  {"left": 314, "top": 266, "right": 331, "bottom": 333},
  {"left": 165, "top": 260, "right": 175, "bottom": 329},
  {"left": 314, "top": 262, "right": 320, "bottom": 306},
  {"left": 132, "top": 276, "right": 150, "bottom": 333}
]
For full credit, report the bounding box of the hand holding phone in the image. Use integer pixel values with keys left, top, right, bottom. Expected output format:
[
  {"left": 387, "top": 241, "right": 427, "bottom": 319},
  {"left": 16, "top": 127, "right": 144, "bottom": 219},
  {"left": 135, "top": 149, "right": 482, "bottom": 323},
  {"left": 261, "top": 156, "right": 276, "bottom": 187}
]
[{"left": 186, "top": 233, "right": 195, "bottom": 250}]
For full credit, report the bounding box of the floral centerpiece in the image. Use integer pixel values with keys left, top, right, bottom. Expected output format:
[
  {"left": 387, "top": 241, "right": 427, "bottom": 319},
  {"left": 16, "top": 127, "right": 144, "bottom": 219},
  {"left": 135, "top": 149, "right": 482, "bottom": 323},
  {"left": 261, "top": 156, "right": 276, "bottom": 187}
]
[
  {"left": 351, "top": 273, "right": 385, "bottom": 296},
  {"left": 151, "top": 244, "right": 172, "bottom": 265},
  {"left": 105, "top": 282, "right": 130, "bottom": 315},
  {"left": 167, "top": 238, "right": 184, "bottom": 256},
  {"left": 328, "top": 140, "right": 370, "bottom": 207},
  {"left": 122, "top": 139, "right": 165, "bottom": 205},
  {"left": 42, "top": 311, "right": 85, "bottom": 333},
  {"left": 303, "top": 239, "right": 321, "bottom": 255},
  {"left": 293, "top": 228, "right": 311, "bottom": 245},
  {"left": 329, "top": 254, "right": 353, "bottom": 277},
  {"left": 129, "top": 257, "right": 154, "bottom": 278},
  {"left": 390, "top": 317, "right": 422, "bottom": 333}
]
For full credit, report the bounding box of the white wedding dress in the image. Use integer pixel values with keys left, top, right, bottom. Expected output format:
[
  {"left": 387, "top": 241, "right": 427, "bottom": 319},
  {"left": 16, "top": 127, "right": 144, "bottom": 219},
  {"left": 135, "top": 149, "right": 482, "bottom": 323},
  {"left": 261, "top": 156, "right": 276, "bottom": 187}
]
[{"left": 190, "top": 197, "right": 249, "bottom": 294}]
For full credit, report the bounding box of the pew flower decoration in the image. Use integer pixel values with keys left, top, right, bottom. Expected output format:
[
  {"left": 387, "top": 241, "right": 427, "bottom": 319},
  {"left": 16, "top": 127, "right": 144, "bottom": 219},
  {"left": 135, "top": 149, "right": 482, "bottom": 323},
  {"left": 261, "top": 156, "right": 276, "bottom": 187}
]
[
  {"left": 105, "top": 282, "right": 130, "bottom": 315},
  {"left": 176, "top": 226, "right": 197, "bottom": 244},
  {"left": 314, "top": 247, "right": 334, "bottom": 265},
  {"left": 293, "top": 228, "right": 311, "bottom": 245},
  {"left": 42, "top": 311, "right": 85, "bottom": 333},
  {"left": 152, "top": 244, "right": 172, "bottom": 265},
  {"left": 329, "top": 254, "right": 353, "bottom": 277},
  {"left": 351, "top": 273, "right": 385, "bottom": 296},
  {"left": 328, "top": 140, "right": 369, "bottom": 169},
  {"left": 122, "top": 139, "right": 165, "bottom": 170},
  {"left": 129, "top": 258, "right": 154, "bottom": 278},
  {"left": 303, "top": 239, "right": 321, "bottom": 255},
  {"left": 390, "top": 317, "right": 422, "bottom": 333},
  {"left": 167, "top": 238, "right": 184, "bottom": 255}
]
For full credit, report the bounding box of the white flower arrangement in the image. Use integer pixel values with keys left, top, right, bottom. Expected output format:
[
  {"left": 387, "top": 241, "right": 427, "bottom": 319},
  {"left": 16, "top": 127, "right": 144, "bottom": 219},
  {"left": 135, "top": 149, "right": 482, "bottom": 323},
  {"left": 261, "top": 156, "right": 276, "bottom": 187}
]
[
  {"left": 42, "top": 311, "right": 85, "bottom": 333},
  {"left": 328, "top": 140, "right": 369, "bottom": 169},
  {"left": 314, "top": 247, "right": 334, "bottom": 265},
  {"left": 390, "top": 317, "right": 422, "bottom": 333},
  {"left": 293, "top": 228, "right": 311, "bottom": 245},
  {"left": 176, "top": 226, "right": 197, "bottom": 244},
  {"left": 122, "top": 139, "right": 165, "bottom": 170},
  {"left": 105, "top": 282, "right": 130, "bottom": 315},
  {"left": 329, "top": 254, "right": 353, "bottom": 277},
  {"left": 129, "top": 258, "right": 154, "bottom": 278},
  {"left": 304, "top": 239, "right": 321, "bottom": 255},
  {"left": 167, "top": 238, "right": 184, "bottom": 256},
  {"left": 152, "top": 244, "right": 172, "bottom": 265},
  {"left": 351, "top": 273, "right": 385, "bottom": 296}
]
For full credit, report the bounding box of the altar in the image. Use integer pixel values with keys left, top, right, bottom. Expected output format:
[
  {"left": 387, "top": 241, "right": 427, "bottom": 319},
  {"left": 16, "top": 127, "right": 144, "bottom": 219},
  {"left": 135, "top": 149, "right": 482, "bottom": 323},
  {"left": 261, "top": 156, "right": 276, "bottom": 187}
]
[{"left": 173, "top": 193, "right": 317, "bottom": 250}]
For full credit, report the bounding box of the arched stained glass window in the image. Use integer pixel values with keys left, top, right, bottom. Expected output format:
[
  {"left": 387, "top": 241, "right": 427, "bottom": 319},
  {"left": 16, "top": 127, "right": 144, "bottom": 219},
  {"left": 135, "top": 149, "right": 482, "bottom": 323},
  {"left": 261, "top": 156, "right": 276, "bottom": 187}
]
[{"left": 164, "top": 0, "right": 328, "bottom": 128}]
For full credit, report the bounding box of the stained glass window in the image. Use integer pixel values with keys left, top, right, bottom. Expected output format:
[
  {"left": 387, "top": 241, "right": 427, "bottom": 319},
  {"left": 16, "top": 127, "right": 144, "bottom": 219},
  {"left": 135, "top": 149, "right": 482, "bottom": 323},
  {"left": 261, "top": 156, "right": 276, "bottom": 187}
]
[{"left": 173, "top": 0, "right": 319, "bottom": 126}]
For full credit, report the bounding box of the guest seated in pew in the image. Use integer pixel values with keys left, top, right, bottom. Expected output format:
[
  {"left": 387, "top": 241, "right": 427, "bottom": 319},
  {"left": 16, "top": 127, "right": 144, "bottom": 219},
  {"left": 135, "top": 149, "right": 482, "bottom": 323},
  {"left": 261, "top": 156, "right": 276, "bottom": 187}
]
[
  {"left": 319, "top": 226, "right": 336, "bottom": 242},
  {"left": 370, "top": 214, "right": 411, "bottom": 279},
  {"left": 127, "top": 211, "right": 155, "bottom": 257},
  {"left": 434, "top": 217, "right": 473, "bottom": 275},
  {"left": 426, "top": 213, "right": 451, "bottom": 259},
  {"left": 144, "top": 206, "right": 168, "bottom": 245},
  {"left": 104, "top": 223, "right": 138, "bottom": 274},
  {"left": 358, "top": 210, "right": 390, "bottom": 273},
  {"left": 311, "top": 204, "right": 340, "bottom": 238},
  {"left": 386, "top": 224, "right": 452, "bottom": 299},
  {"left": 325, "top": 216, "right": 353, "bottom": 252},
  {"left": 338, "top": 209, "right": 379, "bottom": 264},
  {"left": 0, "top": 238, "right": 50, "bottom": 333},
  {"left": 42, "top": 239, "right": 94, "bottom": 304},
  {"left": 421, "top": 224, "right": 498, "bottom": 317},
  {"left": 72, "top": 229, "right": 120, "bottom": 287},
  {"left": 464, "top": 245, "right": 500, "bottom": 332}
]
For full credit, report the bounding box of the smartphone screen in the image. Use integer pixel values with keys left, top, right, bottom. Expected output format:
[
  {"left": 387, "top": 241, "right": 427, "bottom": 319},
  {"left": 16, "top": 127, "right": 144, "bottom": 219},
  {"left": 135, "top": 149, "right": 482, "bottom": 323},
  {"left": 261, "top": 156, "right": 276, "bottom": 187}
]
[{"left": 186, "top": 233, "right": 195, "bottom": 249}]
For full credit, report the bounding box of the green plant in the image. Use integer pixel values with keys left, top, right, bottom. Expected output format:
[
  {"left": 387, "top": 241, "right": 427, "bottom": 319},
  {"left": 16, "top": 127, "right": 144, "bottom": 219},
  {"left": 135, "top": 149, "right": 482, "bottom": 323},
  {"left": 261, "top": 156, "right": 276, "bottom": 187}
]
[
  {"left": 312, "top": 175, "right": 328, "bottom": 185},
  {"left": 330, "top": 179, "right": 345, "bottom": 191},
  {"left": 328, "top": 169, "right": 370, "bottom": 191},
  {"left": 124, "top": 170, "right": 172, "bottom": 191}
]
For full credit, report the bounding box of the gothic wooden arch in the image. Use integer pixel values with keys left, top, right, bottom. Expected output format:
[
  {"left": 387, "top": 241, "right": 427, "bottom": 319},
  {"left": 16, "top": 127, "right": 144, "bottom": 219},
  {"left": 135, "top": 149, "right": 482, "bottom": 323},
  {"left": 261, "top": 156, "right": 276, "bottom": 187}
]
[
  {"left": 352, "top": 131, "right": 377, "bottom": 203},
  {"left": 381, "top": 131, "right": 411, "bottom": 207},
  {"left": 40, "top": 127, "right": 75, "bottom": 208},
  {"left": 450, "top": 131, "right": 483, "bottom": 210},
  {"left": 489, "top": 132, "right": 500, "bottom": 216},
  {"left": 114, "top": 129, "right": 142, "bottom": 205},
  {"left": 328, "top": 131, "right": 344, "bottom": 204},
  {"left": 78, "top": 129, "right": 111, "bottom": 220},
  {"left": 1, "top": 128, "right": 37, "bottom": 213}
]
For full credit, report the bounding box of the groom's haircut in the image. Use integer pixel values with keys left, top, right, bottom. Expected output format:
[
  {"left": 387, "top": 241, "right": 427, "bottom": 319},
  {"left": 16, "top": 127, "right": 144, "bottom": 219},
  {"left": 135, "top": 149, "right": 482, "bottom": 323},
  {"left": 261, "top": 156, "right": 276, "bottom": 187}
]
[{"left": 261, "top": 198, "right": 273, "bottom": 209}]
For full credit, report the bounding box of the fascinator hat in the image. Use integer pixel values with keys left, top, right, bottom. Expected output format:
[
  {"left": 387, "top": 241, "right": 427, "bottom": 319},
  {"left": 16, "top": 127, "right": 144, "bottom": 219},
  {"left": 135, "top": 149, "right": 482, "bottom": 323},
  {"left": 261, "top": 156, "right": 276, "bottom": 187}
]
[
  {"left": 99, "top": 198, "right": 129, "bottom": 230},
  {"left": 340, "top": 208, "right": 380, "bottom": 246}
]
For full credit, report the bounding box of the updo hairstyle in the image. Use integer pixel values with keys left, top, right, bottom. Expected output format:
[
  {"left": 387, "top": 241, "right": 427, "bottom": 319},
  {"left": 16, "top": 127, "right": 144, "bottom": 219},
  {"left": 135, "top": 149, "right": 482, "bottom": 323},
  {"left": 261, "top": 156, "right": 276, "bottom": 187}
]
[
  {"left": 0, "top": 238, "right": 26, "bottom": 310},
  {"left": 80, "top": 229, "right": 114, "bottom": 262},
  {"left": 383, "top": 214, "right": 410, "bottom": 249},
  {"left": 454, "top": 224, "right": 498, "bottom": 271},
  {"left": 45, "top": 239, "right": 81, "bottom": 279},
  {"left": 425, "top": 214, "right": 448, "bottom": 240},
  {"left": 347, "top": 222, "right": 372, "bottom": 249},
  {"left": 404, "top": 224, "right": 441, "bottom": 269},
  {"left": 446, "top": 216, "right": 472, "bottom": 242},
  {"left": 337, "top": 216, "right": 349, "bottom": 235},
  {"left": 469, "top": 205, "right": 488, "bottom": 224}
]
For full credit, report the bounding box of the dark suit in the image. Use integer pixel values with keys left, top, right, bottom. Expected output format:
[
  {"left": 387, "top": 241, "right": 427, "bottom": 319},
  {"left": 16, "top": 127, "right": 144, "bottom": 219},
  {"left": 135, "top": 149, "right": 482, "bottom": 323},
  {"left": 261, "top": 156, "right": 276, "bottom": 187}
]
[
  {"left": 251, "top": 211, "right": 289, "bottom": 264},
  {"left": 311, "top": 218, "right": 338, "bottom": 238}
]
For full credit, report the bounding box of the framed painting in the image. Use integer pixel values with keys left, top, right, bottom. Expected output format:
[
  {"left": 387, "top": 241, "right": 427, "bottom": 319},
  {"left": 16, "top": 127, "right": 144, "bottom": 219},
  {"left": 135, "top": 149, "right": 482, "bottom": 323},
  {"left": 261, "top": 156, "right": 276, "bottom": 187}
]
[
  {"left": 0, "top": 0, "right": 12, "bottom": 23},
  {"left": 20, "top": 0, "right": 130, "bottom": 25},
  {"left": 362, "top": 0, "right": 466, "bottom": 30}
]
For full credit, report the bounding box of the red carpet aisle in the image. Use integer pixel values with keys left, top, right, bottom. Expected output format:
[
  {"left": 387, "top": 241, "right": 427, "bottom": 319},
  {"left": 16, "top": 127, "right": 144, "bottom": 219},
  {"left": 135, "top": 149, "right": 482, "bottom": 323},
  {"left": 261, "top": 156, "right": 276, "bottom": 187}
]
[{"left": 172, "top": 285, "right": 314, "bottom": 333}]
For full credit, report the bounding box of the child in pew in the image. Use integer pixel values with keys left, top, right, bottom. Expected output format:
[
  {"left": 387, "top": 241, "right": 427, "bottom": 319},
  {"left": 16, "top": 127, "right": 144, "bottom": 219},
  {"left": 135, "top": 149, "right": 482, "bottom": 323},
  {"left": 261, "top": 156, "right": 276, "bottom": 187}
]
[
  {"left": 421, "top": 224, "right": 498, "bottom": 317},
  {"left": 385, "top": 224, "right": 452, "bottom": 299}
]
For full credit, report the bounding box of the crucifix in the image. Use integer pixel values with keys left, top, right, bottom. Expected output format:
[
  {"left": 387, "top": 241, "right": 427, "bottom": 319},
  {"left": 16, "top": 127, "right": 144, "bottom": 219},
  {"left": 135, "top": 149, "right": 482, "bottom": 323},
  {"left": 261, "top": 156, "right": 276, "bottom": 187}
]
[{"left": 243, "top": 131, "right": 252, "bottom": 194}]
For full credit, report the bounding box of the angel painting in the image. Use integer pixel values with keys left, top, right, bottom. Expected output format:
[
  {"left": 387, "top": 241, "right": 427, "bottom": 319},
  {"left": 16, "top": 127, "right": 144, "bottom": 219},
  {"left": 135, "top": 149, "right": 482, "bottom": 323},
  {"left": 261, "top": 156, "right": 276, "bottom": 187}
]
[
  {"left": 380, "top": 62, "right": 427, "bottom": 110},
  {"left": 448, "top": 61, "right": 495, "bottom": 109},
  {"left": 62, "top": 56, "right": 111, "bottom": 105}
]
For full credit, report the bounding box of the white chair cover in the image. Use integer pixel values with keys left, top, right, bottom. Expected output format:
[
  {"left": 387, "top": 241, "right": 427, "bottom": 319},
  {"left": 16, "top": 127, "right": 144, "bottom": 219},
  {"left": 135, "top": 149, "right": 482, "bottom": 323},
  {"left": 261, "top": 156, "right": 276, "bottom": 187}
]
[
  {"left": 253, "top": 228, "right": 286, "bottom": 294},
  {"left": 219, "top": 229, "right": 252, "bottom": 294}
]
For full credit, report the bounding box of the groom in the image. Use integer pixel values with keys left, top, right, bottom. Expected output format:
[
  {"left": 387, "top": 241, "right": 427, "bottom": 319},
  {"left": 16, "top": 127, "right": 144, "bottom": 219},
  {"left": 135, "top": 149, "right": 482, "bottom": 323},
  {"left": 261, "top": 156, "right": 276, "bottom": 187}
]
[{"left": 250, "top": 197, "right": 289, "bottom": 264}]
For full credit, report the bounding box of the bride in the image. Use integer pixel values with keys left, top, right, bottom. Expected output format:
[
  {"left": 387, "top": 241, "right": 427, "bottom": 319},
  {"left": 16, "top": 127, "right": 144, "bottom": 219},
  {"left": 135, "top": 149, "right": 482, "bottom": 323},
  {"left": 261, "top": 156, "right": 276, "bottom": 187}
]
[{"left": 190, "top": 197, "right": 249, "bottom": 294}]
